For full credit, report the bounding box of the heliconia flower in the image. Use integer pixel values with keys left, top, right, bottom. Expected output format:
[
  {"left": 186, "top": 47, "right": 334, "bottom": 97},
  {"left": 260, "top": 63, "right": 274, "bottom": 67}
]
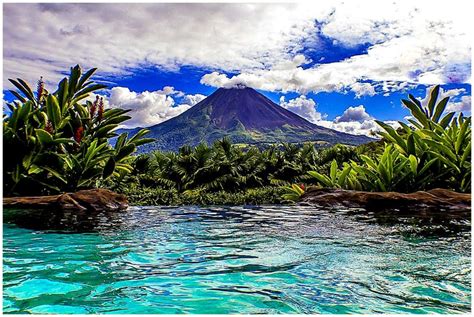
[
  {"left": 98, "top": 97, "right": 104, "bottom": 121},
  {"left": 90, "top": 95, "right": 99, "bottom": 118},
  {"left": 74, "top": 126, "right": 84, "bottom": 144},
  {"left": 300, "top": 184, "right": 305, "bottom": 191},
  {"left": 37, "top": 76, "right": 44, "bottom": 104},
  {"left": 45, "top": 120, "right": 54, "bottom": 134}
]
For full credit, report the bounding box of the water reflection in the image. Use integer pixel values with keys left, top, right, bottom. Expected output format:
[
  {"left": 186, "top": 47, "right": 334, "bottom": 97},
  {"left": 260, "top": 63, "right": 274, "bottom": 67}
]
[
  {"left": 3, "top": 204, "right": 471, "bottom": 237},
  {"left": 3, "top": 205, "right": 471, "bottom": 314}
]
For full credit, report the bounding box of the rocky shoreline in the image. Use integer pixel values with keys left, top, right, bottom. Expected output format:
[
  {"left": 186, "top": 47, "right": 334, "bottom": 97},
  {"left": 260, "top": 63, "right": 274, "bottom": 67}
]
[
  {"left": 3, "top": 189, "right": 128, "bottom": 212},
  {"left": 3, "top": 187, "right": 471, "bottom": 219},
  {"left": 300, "top": 188, "right": 471, "bottom": 218}
]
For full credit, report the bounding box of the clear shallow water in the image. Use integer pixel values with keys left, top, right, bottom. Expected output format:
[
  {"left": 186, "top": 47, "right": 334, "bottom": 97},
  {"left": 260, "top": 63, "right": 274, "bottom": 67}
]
[{"left": 3, "top": 205, "right": 471, "bottom": 314}]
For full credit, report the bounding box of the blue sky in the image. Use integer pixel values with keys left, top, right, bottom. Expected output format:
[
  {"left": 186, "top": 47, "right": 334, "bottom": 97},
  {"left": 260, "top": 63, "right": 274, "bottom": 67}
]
[
  {"left": 3, "top": 2, "right": 471, "bottom": 134},
  {"left": 106, "top": 68, "right": 470, "bottom": 122}
]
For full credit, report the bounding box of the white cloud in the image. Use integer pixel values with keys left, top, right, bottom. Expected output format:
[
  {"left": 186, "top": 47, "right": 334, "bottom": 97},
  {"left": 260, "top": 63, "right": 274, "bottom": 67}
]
[
  {"left": 279, "top": 95, "right": 398, "bottom": 137},
  {"left": 446, "top": 95, "right": 471, "bottom": 113},
  {"left": 318, "top": 119, "right": 400, "bottom": 137},
  {"left": 108, "top": 87, "right": 191, "bottom": 128},
  {"left": 199, "top": 2, "right": 471, "bottom": 94},
  {"left": 350, "top": 82, "right": 376, "bottom": 98},
  {"left": 279, "top": 95, "right": 325, "bottom": 123},
  {"left": 201, "top": 25, "right": 471, "bottom": 94},
  {"left": 3, "top": 1, "right": 470, "bottom": 95},
  {"left": 319, "top": 104, "right": 395, "bottom": 137},
  {"left": 3, "top": 3, "right": 319, "bottom": 85},
  {"left": 182, "top": 94, "right": 206, "bottom": 106},
  {"left": 335, "top": 105, "right": 372, "bottom": 123},
  {"left": 157, "top": 86, "right": 184, "bottom": 97}
]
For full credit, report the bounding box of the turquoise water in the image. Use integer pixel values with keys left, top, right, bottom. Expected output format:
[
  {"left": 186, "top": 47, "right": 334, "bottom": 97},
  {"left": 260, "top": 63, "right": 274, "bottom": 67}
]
[{"left": 3, "top": 205, "right": 471, "bottom": 314}]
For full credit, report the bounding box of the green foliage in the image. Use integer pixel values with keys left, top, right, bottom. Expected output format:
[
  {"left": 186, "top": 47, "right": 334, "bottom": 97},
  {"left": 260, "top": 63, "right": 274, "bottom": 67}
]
[
  {"left": 350, "top": 145, "right": 414, "bottom": 192},
  {"left": 117, "top": 184, "right": 284, "bottom": 206},
  {"left": 281, "top": 184, "right": 305, "bottom": 202},
  {"left": 306, "top": 85, "right": 471, "bottom": 193},
  {"left": 103, "top": 140, "right": 361, "bottom": 205},
  {"left": 3, "top": 65, "right": 153, "bottom": 195},
  {"left": 108, "top": 139, "right": 360, "bottom": 194},
  {"left": 308, "top": 160, "right": 360, "bottom": 190}
]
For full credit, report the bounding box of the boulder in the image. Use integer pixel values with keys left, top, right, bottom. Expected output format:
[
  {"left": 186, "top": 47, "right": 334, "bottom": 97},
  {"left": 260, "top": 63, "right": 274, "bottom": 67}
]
[
  {"left": 3, "top": 189, "right": 128, "bottom": 212},
  {"left": 300, "top": 188, "right": 470, "bottom": 218}
]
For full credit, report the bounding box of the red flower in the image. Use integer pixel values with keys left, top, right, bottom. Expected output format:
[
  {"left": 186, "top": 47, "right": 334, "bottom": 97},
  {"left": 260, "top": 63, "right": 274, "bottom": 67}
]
[
  {"left": 98, "top": 97, "right": 104, "bottom": 121},
  {"left": 74, "top": 126, "right": 84, "bottom": 144},
  {"left": 37, "top": 76, "right": 44, "bottom": 104},
  {"left": 90, "top": 95, "right": 99, "bottom": 118},
  {"left": 45, "top": 120, "right": 54, "bottom": 134},
  {"left": 300, "top": 184, "right": 305, "bottom": 191}
]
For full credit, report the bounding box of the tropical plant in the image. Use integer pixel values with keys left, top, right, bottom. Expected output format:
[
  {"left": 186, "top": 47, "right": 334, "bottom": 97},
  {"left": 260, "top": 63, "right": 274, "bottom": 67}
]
[
  {"left": 375, "top": 85, "right": 471, "bottom": 192},
  {"left": 349, "top": 145, "right": 415, "bottom": 192},
  {"left": 3, "top": 65, "right": 153, "bottom": 195},
  {"left": 308, "top": 160, "right": 360, "bottom": 190},
  {"left": 293, "top": 85, "right": 471, "bottom": 195},
  {"left": 281, "top": 184, "right": 305, "bottom": 202}
]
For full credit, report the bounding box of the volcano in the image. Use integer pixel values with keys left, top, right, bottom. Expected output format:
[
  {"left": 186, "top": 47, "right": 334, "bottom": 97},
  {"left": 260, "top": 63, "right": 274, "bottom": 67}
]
[{"left": 124, "top": 87, "right": 372, "bottom": 152}]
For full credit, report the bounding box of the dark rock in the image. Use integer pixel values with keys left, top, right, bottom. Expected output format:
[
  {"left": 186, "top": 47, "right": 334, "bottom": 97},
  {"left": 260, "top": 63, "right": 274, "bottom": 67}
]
[
  {"left": 3, "top": 189, "right": 128, "bottom": 212},
  {"left": 300, "top": 188, "right": 471, "bottom": 219}
]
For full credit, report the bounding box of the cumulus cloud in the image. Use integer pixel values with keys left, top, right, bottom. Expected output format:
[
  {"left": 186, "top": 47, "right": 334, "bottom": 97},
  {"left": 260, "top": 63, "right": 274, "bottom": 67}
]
[
  {"left": 108, "top": 87, "right": 191, "bottom": 128},
  {"left": 350, "top": 82, "right": 376, "bottom": 98},
  {"left": 182, "top": 94, "right": 206, "bottom": 106},
  {"left": 446, "top": 95, "right": 471, "bottom": 113},
  {"left": 335, "top": 105, "right": 372, "bottom": 123},
  {"left": 156, "top": 86, "right": 185, "bottom": 97},
  {"left": 279, "top": 95, "right": 396, "bottom": 137},
  {"left": 201, "top": 25, "right": 471, "bottom": 94},
  {"left": 279, "top": 95, "right": 325, "bottom": 123},
  {"left": 318, "top": 119, "right": 400, "bottom": 137},
  {"left": 322, "top": 104, "right": 393, "bottom": 136},
  {"left": 3, "top": 3, "right": 318, "bottom": 84},
  {"left": 3, "top": 1, "right": 470, "bottom": 94},
  {"left": 199, "top": 2, "right": 471, "bottom": 94}
]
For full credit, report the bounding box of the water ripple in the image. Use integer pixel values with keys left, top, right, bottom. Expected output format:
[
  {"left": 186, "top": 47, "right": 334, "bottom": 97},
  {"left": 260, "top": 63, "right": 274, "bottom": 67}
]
[{"left": 3, "top": 205, "right": 471, "bottom": 314}]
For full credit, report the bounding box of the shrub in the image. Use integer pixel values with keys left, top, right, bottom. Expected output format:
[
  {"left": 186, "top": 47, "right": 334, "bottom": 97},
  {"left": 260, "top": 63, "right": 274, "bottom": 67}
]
[
  {"left": 118, "top": 186, "right": 284, "bottom": 206},
  {"left": 3, "top": 65, "right": 153, "bottom": 196},
  {"left": 306, "top": 85, "right": 471, "bottom": 193}
]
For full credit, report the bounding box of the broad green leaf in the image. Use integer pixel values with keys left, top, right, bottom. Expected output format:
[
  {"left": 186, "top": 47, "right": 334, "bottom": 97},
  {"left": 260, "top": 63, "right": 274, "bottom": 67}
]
[
  {"left": 9, "top": 79, "right": 35, "bottom": 102},
  {"left": 35, "top": 129, "right": 53, "bottom": 144},
  {"left": 103, "top": 157, "right": 116, "bottom": 178},
  {"left": 68, "top": 65, "right": 81, "bottom": 96},
  {"left": 432, "top": 97, "right": 449, "bottom": 123},
  {"left": 402, "top": 99, "right": 429, "bottom": 128},
  {"left": 116, "top": 144, "right": 136, "bottom": 161},
  {"left": 427, "top": 85, "right": 440, "bottom": 117},
  {"left": 47, "top": 94, "right": 61, "bottom": 127},
  {"left": 308, "top": 171, "right": 332, "bottom": 187},
  {"left": 95, "top": 124, "right": 118, "bottom": 138},
  {"left": 115, "top": 133, "right": 127, "bottom": 150},
  {"left": 9, "top": 90, "right": 26, "bottom": 103},
  {"left": 330, "top": 160, "right": 337, "bottom": 182},
  {"left": 42, "top": 166, "right": 67, "bottom": 184},
  {"left": 439, "top": 112, "right": 455, "bottom": 129},
  {"left": 337, "top": 165, "right": 352, "bottom": 188},
  {"left": 408, "top": 155, "right": 418, "bottom": 174},
  {"left": 77, "top": 68, "right": 98, "bottom": 90}
]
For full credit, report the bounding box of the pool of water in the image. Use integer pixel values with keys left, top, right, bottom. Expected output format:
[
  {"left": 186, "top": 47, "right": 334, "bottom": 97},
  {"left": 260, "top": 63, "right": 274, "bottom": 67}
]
[{"left": 3, "top": 205, "right": 471, "bottom": 314}]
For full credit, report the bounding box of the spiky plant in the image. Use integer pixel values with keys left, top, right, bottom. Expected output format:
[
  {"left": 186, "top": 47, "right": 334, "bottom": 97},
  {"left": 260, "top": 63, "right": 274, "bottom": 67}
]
[{"left": 3, "top": 65, "right": 153, "bottom": 195}]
